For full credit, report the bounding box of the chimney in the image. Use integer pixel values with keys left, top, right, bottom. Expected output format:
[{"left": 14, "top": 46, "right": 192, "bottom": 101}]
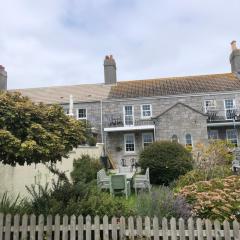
[
  {"left": 230, "top": 40, "right": 240, "bottom": 75},
  {"left": 0, "top": 65, "right": 7, "bottom": 91},
  {"left": 104, "top": 55, "right": 117, "bottom": 84}
]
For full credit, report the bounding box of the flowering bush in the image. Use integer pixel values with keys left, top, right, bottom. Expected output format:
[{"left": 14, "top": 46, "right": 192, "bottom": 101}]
[{"left": 179, "top": 175, "right": 240, "bottom": 221}]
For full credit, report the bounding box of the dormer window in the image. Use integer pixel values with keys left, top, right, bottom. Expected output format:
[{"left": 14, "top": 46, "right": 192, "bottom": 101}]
[{"left": 141, "top": 104, "right": 152, "bottom": 119}]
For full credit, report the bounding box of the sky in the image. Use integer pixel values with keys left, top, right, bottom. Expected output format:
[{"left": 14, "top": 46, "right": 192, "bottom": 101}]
[{"left": 1, "top": 0, "right": 240, "bottom": 89}]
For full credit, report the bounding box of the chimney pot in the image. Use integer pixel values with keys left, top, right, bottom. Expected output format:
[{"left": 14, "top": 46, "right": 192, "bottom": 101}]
[
  {"left": 104, "top": 55, "right": 117, "bottom": 84},
  {"left": 0, "top": 65, "right": 7, "bottom": 90}
]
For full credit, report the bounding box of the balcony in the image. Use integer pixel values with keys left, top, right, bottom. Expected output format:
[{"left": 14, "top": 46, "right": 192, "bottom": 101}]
[
  {"left": 104, "top": 115, "right": 155, "bottom": 132},
  {"left": 207, "top": 108, "right": 240, "bottom": 127}
]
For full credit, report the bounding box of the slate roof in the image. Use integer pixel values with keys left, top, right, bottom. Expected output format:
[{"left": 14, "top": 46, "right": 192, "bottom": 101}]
[
  {"left": 108, "top": 73, "right": 240, "bottom": 99},
  {"left": 10, "top": 73, "right": 240, "bottom": 103},
  {"left": 11, "top": 83, "right": 112, "bottom": 104}
]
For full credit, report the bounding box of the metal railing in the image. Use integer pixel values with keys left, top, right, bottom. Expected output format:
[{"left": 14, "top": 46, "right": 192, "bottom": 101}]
[{"left": 206, "top": 108, "right": 240, "bottom": 122}]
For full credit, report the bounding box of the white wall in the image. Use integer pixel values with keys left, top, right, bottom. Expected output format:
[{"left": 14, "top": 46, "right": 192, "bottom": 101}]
[{"left": 0, "top": 144, "right": 104, "bottom": 198}]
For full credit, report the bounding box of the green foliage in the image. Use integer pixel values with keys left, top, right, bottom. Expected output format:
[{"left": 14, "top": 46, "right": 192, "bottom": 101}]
[
  {"left": 0, "top": 192, "right": 29, "bottom": 215},
  {"left": 135, "top": 186, "right": 192, "bottom": 220},
  {"left": 139, "top": 141, "right": 193, "bottom": 185},
  {"left": 175, "top": 165, "right": 233, "bottom": 190},
  {"left": 0, "top": 91, "right": 87, "bottom": 165},
  {"left": 179, "top": 175, "right": 240, "bottom": 221},
  {"left": 70, "top": 155, "right": 102, "bottom": 184}
]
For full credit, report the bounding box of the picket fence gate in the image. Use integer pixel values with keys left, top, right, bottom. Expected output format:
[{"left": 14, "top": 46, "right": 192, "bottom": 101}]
[{"left": 0, "top": 213, "right": 240, "bottom": 240}]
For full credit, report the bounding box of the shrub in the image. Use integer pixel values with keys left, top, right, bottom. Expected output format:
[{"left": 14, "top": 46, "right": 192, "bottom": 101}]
[
  {"left": 179, "top": 175, "right": 240, "bottom": 221},
  {"left": 175, "top": 165, "right": 233, "bottom": 190},
  {"left": 135, "top": 186, "right": 192, "bottom": 220},
  {"left": 139, "top": 141, "right": 193, "bottom": 185},
  {"left": 71, "top": 154, "right": 102, "bottom": 184}
]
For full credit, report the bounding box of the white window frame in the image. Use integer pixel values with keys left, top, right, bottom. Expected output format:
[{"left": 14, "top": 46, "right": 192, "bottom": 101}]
[
  {"left": 204, "top": 99, "right": 216, "bottom": 113},
  {"left": 141, "top": 104, "right": 152, "bottom": 119},
  {"left": 208, "top": 130, "right": 219, "bottom": 140},
  {"left": 142, "top": 132, "right": 153, "bottom": 148},
  {"left": 185, "top": 133, "right": 193, "bottom": 147},
  {"left": 124, "top": 133, "right": 135, "bottom": 153},
  {"left": 226, "top": 129, "right": 238, "bottom": 146},
  {"left": 224, "top": 99, "right": 236, "bottom": 120},
  {"left": 123, "top": 105, "right": 134, "bottom": 126},
  {"left": 76, "top": 108, "right": 87, "bottom": 120}
]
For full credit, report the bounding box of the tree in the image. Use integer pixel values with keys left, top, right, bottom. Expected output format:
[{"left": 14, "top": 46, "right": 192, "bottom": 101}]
[
  {"left": 139, "top": 141, "right": 193, "bottom": 185},
  {"left": 0, "top": 91, "right": 87, "bottom": 165}
]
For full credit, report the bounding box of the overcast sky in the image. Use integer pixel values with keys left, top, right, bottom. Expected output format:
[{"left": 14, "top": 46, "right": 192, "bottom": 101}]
[{"left": 1, "top": 0, "right": 240, "bottom": 89}]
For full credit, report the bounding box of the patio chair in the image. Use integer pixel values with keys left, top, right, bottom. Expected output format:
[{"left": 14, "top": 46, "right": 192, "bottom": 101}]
[
  {"left": 97, "top": 169, "right": 110, "bottom": 190},
  {"left": 133, "top": 168, "right": 151, "bottom": 194},
  {"left": 232, "top": 160, "right": 240, "bottom": 173},
  {"left": 110, "top": 175, "right": 131, "bottom": 199}
]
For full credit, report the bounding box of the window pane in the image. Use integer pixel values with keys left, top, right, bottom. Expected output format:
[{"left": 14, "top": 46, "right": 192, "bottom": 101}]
[
  {"left": 125, "top": 134, "right": 135, "bottom": 152},
  {"left": 124, "top": 106, "right": 134, "bottom": 125},
  {"left": 125, "top": 106, "right": 133, "bottom": 115},
  {"left": 226, "top": 129, "right": 238, "bottom": 146},
  {"left": 208, "top": 130, "right": 218, "bottom": 139},
  {"left": 171, "top": 135, "right": 178, "bottom": 143},
  {"left": 78, "top": 109, "right": 86, "bottom": 118},
  {"left": 143, "top": 133, "right": 153, "bottom": 147},
  {"left": 225, "top": 99, "right": 234, "bottom": 109},
  {"left": 185, "top": 134, "right": 192, "bottom": 146},
  {"left": 142, "top": 104, "right": 152, "bottom": 118}
]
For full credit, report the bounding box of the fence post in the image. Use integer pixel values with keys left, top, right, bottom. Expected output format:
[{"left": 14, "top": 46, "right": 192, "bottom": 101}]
[
  {"left": 86, "top": 215, "right": 91, "bottom": 240},
  {"left": 119, "top": 216, "right": 126, "bottom": 240},
  {"left": 153, "top": 216, "right": 159, "bottom": 240},
  {"left": 21, "top": 214, "right": 28, "bottom": 240},
  {"left": 78, "top": 215, "right": 84, "bottom": 240},
  {"left": 170, "top": 218, "right": 177, "bottom": 240},
  {"left": 205, "top": 219, "right": 213, "bottom": 240},
  {"left": 46, "top": 215, "right": 52, "bottom": 240},
  {"left": 38, "top": 214, "right": 44, "bottom": 240},
  {"left": 128, "top": 216, "right": 134, "bottom": 240},
  {"left": 62, "top": 215, "right": 68, "bottom": 240},
  {"left": 214, "top": 219, "right": 221, "bottom": 240},
  {"left": 187, "top": 218, "right": 194, "bottom": 240},
  {"left": 30, "top": 214, "right": 36, "bottom": 240},
  {"left": 136, "top": 216, "right": 142, "bottom": 239},
  {"left": 233, "top": 219, "right": 240, "bottom": 240},
  {"left": 70, "top": 215, "right": 76, "bottom": 240},
  {"left": 13, "top": 214, "right": 20, "bottom": 240},
  {"left": 223, "top": 220, "right": 231, "bottom": 240},
  {"left": 112, "top": 217, "right": 118, "bottom": 240},
  {"left": 179, "top": 218, "right": 185, "bottom": 240},
  {"left": 196, "top": 218, "right": 203, "bottom": 240},
  {"left": 94, "top": 216, "right": 100, "bottom": 240},
  {"left": 103, "top": 215, "right": 109, "bottom": 240},
  {"left": 144, "top": 216, "right": 151, "bottom": 239},
  {"left": 0, "top": 213, "right": 3, "bottom": 240},
  {"left": 162, "top": 217, "right": 168, "bottom": 240},
  {"left": 5, "top": 214, "right": 11, "bottom": 240}
]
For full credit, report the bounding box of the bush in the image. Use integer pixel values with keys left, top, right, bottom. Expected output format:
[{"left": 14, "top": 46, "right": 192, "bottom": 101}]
[
  {"left": 139, "top": 141, "right": 193, "bottom": 185},
  {"left": 71, "top": 154, "right": 102, "bottom": 184},
  {"left": 179, "top": 175, "right": 240, "bottom": 221},
  {"left": 175, "top": 165, "right": 233, "bottom": 190},
  {"left": 135, "top": 186, "right": 192, "bottom": 220}
]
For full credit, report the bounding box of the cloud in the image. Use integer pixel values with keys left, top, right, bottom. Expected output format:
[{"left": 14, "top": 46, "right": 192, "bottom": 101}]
[{"left": 1, "top": 0, "right": 240, "bottom": 89}]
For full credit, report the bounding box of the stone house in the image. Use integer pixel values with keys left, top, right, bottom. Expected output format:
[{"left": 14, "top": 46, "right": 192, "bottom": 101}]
[{"left": 1, "top": 42, "right": 240, "bottom": 166}]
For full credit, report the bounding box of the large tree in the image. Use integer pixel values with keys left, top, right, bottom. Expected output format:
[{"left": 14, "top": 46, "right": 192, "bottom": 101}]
[{"left": 0, "top": 91, "right": 87, "bottom": 165}]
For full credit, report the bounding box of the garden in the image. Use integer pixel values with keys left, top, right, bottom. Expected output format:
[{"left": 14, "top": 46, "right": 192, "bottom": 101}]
[{"left": 1, "top": 139, "right": 239, "bottom": 222}]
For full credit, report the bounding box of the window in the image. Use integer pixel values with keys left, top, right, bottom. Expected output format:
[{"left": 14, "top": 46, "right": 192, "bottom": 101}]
[
  {"left": 226, "top": 129, "right": 238, "bottom": 146},
  {"left": 142, "top": 133, "right": 153, "bottom": 148},
  {"left": 204, "top": 100, "right": 216, "bottom": 113},
  {"left": 64, "top": 109, "right": 69, "bottom": 115},
  {"left": 124, "top": 105, "right": 134, "bottom": 126},
  {"left": 124, "top": 134, "right": 135, "bottom": 152},
  {"left": 224, "top": 99, "right": 236, "bottom": 120},
  {"left": 185, "top": 134, "right": 192, "bottom": 147},
  {"left": 77, "top": 108, "right": 87, "bottom": 120},
  {"left": 208, "top": 130, "right": 218, "bottom": 140},
  {"left": 141, "top": 104, "right": 152, "bottom": 118},
  {"left": 171, "top": 134, "right": 179, "bottom": 143}
]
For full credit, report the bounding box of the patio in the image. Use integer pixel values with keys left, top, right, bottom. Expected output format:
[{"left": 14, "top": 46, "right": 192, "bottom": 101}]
[{"left": 97, "top": 166, "right": 151, "bottom": 199}]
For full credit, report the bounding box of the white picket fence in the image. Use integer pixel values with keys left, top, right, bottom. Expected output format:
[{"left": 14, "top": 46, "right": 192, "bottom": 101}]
[{"left": 0, "top": 213, "right": 240, "bottom": 240}]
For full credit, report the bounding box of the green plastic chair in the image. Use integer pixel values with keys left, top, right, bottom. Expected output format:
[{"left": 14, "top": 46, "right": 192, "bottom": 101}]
[{"left": 110, "top": 175, "right": 131, "bottom": 199}]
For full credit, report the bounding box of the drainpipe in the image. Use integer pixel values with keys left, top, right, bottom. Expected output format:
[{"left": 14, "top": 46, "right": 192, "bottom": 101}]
[{"left": 100, "top": 100, "right": 104, "bottom": 143}]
